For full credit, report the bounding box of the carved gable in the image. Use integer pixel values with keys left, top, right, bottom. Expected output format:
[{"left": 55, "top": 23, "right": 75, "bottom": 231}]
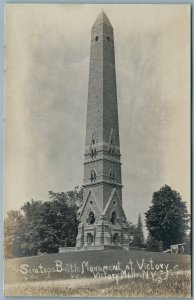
[
  {"left": 80, "top": 190, "right": 101, "bottom": 224},
  {"left": 103, "top": 189, "right": 127, "bottom": 224}
]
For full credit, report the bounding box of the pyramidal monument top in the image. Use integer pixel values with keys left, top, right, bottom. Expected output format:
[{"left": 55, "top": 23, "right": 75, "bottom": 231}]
[{"left": 93, "top": 10, "right": 113, "bottom": 28}]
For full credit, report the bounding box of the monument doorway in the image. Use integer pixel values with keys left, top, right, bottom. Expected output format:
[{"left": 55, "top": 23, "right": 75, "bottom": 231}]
[
  {"left": 87, "top": 233, "right": 94, "bottom": 246},
  {"left": 112, "top": 233, "right": 119, "bottom": 245}
]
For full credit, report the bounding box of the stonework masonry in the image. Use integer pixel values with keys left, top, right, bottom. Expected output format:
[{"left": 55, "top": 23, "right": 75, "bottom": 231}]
[{"left": 76, "top": 11, "right": 129, "bottom": 250}]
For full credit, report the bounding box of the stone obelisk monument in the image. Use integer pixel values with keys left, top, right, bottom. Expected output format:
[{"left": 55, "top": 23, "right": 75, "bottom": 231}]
[{"left": 76, "top": 11, "right": 129, "bottom": 250}]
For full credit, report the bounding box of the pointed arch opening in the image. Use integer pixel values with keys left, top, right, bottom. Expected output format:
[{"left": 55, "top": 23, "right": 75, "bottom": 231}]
[
  {"left": 90, "top": 131, "right": 97, "bottom": 159},
  {"left": 110, "top": 211, "right": 117, "bottom": 225},
  {"left": 90, "top": 169, "right": 97, "bottom": 182},
  {"left": 87, "top": 211, "right": 95, "bottom": 225},
  {"left": 109, "top": 169, "right": 115, "bottom": 182}
]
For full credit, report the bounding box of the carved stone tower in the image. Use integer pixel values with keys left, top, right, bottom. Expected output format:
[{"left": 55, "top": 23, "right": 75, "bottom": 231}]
[{"left": 76, "top": 11, "right": 129, "bottom": 250}]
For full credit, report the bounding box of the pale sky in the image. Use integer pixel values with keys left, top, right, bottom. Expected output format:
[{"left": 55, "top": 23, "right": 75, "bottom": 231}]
[{"left": 4, "top": 4, "right": 191, "bottom": 228}]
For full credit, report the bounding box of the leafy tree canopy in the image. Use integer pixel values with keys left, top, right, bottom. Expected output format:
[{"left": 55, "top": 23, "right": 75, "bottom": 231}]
[
  {"left": 4, "top": 187, "right": 83, "bottom": 258},
  {"left": 145, "top": 185, "right": 189, "bottom": 249}
]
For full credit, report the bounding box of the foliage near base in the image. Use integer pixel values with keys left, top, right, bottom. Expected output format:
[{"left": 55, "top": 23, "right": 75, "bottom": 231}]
[{"left": 4, "top": 188, "right": 83, "bottom": 258}]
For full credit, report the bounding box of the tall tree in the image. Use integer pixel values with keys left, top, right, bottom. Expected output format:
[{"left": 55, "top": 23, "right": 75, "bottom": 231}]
[
  {"left": 145, "top": 185, "right": 189, "bottom": 249},
  {"left": 127, "top": 221, "right": 137, "bottom": 245},
  {"left": 4, "top": 210, "right": 25, "bottom": 258},
  {"left": 131, "top": 214, "right": 145, "bottom": 247}
]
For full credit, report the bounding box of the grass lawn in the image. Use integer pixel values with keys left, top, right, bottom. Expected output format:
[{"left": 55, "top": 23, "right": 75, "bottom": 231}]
[
  {"left": 4, "top": 271, "right": 191, "bottom": 297},
  {"left": 4, "top": 250, "right": 191, "bottom": 297}
]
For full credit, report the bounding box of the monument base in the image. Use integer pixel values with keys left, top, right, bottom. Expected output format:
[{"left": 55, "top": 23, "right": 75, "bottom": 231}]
[
  {"left": 76, "top": 220, "right": 130, "bottom": 250},
  {"left": 59, "top": 244, "right": 128, "bottom": 253},
  {"left": 79, "top": 245, "right": 124, "bottom": 251}
]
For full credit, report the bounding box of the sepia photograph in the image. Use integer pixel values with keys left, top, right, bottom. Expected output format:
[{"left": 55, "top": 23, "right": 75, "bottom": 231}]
[{"left": 4, "top": 3, "right": 191, "bottom": 297}]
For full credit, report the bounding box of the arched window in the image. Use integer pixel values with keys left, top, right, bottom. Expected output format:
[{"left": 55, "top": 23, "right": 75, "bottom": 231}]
[
  {"left": 110, "top": 211, "right": 117, "bottom": 225},
  {"left": 90, "top": 149, "right": 97, "bottom": 159},
  {"left": 95, "top": 36, "right": 98, "bottom": 41},
  {"left": 90, "top": 133, "right": 97, "bottom": 159},
  {"left": 87, "top": 211, "right": 95, "bottom": 225},
  {"left": 107, "top": 36, "right": 110, "bottom": 41},
  {"left": 109, "top": 170, "right": 115, "bottom": 182},
  {"left": 108, "top": 130, "right": 115, "bottom": 156},
  {"left": 90, "top": 170, "right": 96, "bottom": 182}
]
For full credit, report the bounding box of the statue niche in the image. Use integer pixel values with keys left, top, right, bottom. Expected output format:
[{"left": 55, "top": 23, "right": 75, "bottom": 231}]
[
  {"left": 110, "top": 211, "right": 117, "bottom": 225},
  {"left": 87, "top": 211, "right": 95, "bottom": 225}
]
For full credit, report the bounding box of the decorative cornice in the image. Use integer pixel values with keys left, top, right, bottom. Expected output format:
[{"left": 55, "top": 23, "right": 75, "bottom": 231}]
[
  {"left": 83, "top": 180, "right": 123, "bottom": 188},
  {"left": 84, "top": 155, "right": 121, "bottom": 165},
  {"left": 85, "top": 142, "right": 120, "bottom": 151},
  {"left": 83, "top": 173, "right": 121, "bottom": 183}
]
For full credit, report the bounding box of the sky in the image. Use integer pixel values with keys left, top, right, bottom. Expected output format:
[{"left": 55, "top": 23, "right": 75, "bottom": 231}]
[{"left": 4, "top": 4, "right": 190, "bottom": 229}]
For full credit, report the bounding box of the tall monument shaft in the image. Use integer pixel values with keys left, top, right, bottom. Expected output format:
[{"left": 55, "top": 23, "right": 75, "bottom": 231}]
[
  {"left": 86, "top": 12, "right": 120, "bottom": 148},
  {"left": 76, "top": 11, "right": 129, "bottom": 250}
]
